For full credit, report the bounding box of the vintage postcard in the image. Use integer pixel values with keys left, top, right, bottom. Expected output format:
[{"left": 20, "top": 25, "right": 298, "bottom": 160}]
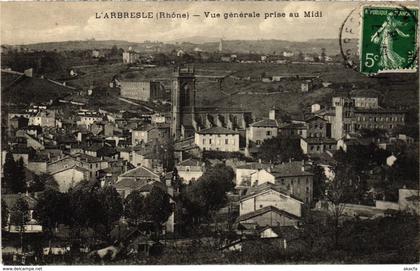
[{"left": 0, "top": 0, "right": 419, "bottom": 269}]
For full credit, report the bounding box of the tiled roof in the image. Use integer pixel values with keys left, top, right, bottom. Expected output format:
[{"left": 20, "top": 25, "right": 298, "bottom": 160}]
[
  {"left": 242, "top": 182, "right": 303, "bottom": 203},
  {"left": 118, "top": 166, "right": 159, "bottom": 179},
  {"left": 304, "top": 115, "right": 327, "bottom": 122},
  {"left": 51, "top": 165, "right": 90, "bottom": 175},
  {"left": 236, "top": 162, "right": 271, "bottom": 170},
  {"left": 250, "top": 119, "right": 278, "bottom": 128},
  {"left": 236, "top": 206, "right": 300, "bottom": 223},
  {"left": 177, "top": 158, "right": 203, "bottom": 167},
  {"left": 2, "top": 193, "right": 38, "bottom": 210},
  {"left": 270, "top": 161, "right": 314, "bottom": 177},
  {"left": 301, "top": 137, "right": 337, "bottom": 144},
  {"left": 196, "top": 126, "right": 239, "bottom": 135}
]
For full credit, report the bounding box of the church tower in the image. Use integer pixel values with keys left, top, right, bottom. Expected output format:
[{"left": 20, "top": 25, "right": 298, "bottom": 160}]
[{"left": 171, "top": 66, "right": 196, "bottom": 139}]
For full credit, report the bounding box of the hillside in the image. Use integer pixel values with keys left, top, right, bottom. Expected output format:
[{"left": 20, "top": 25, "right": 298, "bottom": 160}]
[{"left": 6, "top": 38, "right": 357, "bottom": 55}]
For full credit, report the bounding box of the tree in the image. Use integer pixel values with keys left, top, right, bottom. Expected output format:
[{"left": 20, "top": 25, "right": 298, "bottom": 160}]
[
  {"left": 13, "top": 158, "right": 27, "bottom": 193},
  {"left": 312, "top": 165, "right": 327, "bottom": 203},
  {"left": 124, "top": 191, "right": 145, "bottom": 225},
  {"left": 10, "top": 196, "right": 30, "bottom": 251},
  {"left": 34, "top": 189, "right": 70, "bottom": 235},
  {"left": 3, "top": 152, "right": 18, "bottom": 193},
  {"left": 185, "top": 164, "right": 235, "bottom": 223},
  {"left": 144, "top": 186, "right": 172, "bottom": 237},
  {"left": 28, "top": 174, "right": 47, "bottom": 193},
  {"left": 257, "top": 136, "right": 304, "bottom": 163},
  {"left": 324, "top": 160, "right": 365, "bottom": 248},
  {"left": 98, "top": 186, "right": 123, "bottom": 233},
  {"left": 1, "top": 199, "right": 9, "bottom": 229}
]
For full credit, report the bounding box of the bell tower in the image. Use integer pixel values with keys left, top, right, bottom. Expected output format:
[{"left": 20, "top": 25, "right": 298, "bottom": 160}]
[{"left": 171, "top": 66, "right": 196, "bottom": 139}]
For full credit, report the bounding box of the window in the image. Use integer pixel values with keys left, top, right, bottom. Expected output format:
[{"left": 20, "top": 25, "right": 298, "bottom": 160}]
[
  {"left": 225, "top": 139, "right": 229, "bottom": 145},
  {"left": 266, "top": 131, "right": 271, "bottom": 136},
  {"left": 310, "top": 146, "right": 314, "bottom": 151},
  {"left": 203, "top": 139, "right": 206, "bottom": 144},
  {"left": 316, "top": 145, "right": 320, "bottom": 151},
  {"left": 209, "top": 139, "right": 212, "bottom": 144},
  {"left": 281, "top": 179, "right": 285, "bottom": 185}
]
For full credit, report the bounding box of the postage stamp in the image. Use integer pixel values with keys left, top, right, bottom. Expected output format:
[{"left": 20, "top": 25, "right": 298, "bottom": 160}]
[{"left": 360, "top": 6, "right": 418, "bottom": 74}]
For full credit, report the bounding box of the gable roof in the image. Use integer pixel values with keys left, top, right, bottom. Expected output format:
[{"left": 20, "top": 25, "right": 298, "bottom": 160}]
[
  {"left": 51, "top": 165, "right": 90, "bottom": 176},
  {"left": 236, "top": 162, "right": 271, "bottom": 170},
  {"left": 196, "top": 126, "right": 239, "bottom": 135},
  {"left": 304, "top": 115, "right": 327, "bottom": 122},
  {"left": 236, "top": 206, "right": 300, "bottom": 223},
  {"left": 118, "top": 165, "right": 159, "bottom": 179},
  {"left": 2, "top": 193, "right": 38, "bottom": 210},
  {"left": 177, "top": 158, "right": 203, "bottom": 167},
  {"left": 241, "top": 182, "right": 303, "bottom": 203},
  {"left": 250, "top": 119, "right": 278, "bottom": 128}
]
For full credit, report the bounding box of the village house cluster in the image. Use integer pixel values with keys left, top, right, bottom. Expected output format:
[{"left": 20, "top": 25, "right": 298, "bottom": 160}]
[{"left": 1, "top": 43, "right": 418, "bottom": 264}]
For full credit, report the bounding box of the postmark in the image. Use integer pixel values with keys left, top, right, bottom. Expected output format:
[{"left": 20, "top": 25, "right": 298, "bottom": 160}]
[
  {"left": 360, "top": 6, "right": 418, "bottom": 74},
  {"left": 339, "top": 4, "right": 418, "bottom": 75}
]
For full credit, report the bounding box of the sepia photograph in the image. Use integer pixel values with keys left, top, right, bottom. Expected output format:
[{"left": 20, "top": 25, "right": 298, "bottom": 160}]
[{"left": 0, "top": 0, "right": 419, "bottom": 268}]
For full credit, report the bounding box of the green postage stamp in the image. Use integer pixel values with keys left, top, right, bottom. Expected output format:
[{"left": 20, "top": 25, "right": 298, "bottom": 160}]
[{"left": 360, "top": 6, "right": 418, "bottom": 74}]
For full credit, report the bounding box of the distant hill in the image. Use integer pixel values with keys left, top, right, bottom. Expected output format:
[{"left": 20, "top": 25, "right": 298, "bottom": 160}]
[{"left": 6, "top": 38, "right": 357, "bottom": 55}]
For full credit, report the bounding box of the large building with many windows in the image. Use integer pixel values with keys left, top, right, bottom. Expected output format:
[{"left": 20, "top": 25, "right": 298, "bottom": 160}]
[{"left": 194, "top": 126, "right": 240, "bottom": 152}]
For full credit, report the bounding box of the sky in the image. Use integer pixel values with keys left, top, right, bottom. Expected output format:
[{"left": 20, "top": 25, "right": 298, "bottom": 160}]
[{"left": 0, "top": 1, "right": 417, "bottom": 45}]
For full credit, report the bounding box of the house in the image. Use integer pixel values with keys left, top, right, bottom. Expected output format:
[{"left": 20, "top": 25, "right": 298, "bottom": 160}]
[
  {"left": 386, "top": 154, "right": 397, "bottom": 167},
  {"left": 132, "top": 124, "right": 170, "bottom": 145},
  {"left": 76, "top": 112, "right": 103, "bottom": 128},
  {"left": 47, "top": 153, "right": 109, "bottom": 180},
  {"left": 279, "top": 122, "right": 307, "bottom": 138},
  {"left": 51, "top": 166, "right": 90, "bottom": 192},
  {"left": 235, "top": 162, "right": 271, "bottom": 188},
  {"left": 300, "top": 137, "right": 337, "bottom": 155},
  {"left": 2, "top": 194, "right": 42, "bottom": 233},
  {"left": 114, "top": 166, "right": 161, "bottom": 198},
  {"left": 28, "top": 110, "right": 58, "bottom": 128},
  {"left": 123, "top": 51, "right": 140, "bottom": 64},
  {"left": 194, "top": 127, "right": 240, "bottom": 152},
  {"left": 246, "top": 119, "right": 278, "bottom": 146},
  {"left": 239, "top": 182, "right": 303, "bottom": 218},
  {"left": 175, "top": 158, "right": 204, "bottom": 184},
  {"left": 305, "top": 116, "right": 330, "bottom": 138},
  {"left": 120, "top": 81, "right": 164, "bottom": 102},
  {"left": 251, "top": 161, "right": 314, "bottom": 204}
]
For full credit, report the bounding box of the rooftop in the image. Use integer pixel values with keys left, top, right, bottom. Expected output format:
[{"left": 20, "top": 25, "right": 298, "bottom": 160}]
[
  {"left": 118, "top": 165, "right": 159, "bottom": 179},
  {"left": 236, "top": 205, "right": 300, "bottom": 223},
  {"left": 250, "top": 119, "right": 278, "bottom": 128},
  {"left": 196, "top": 126, "right": 239, "bottom": 135}
]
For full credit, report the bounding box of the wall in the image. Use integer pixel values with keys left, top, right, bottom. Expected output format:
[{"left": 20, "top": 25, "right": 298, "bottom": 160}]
[
  {"left": 52, "top": 168, "right": 86, "bottom": 192},
  {"left": 27, "top": 161, "right": 47, "bottom": 174},
  {"left": 235, "top": 168, "right": 257, "bottom": 186},
  {"left": 250, "top": 170, "right": 275, "bottom": 186},
  {"left": 120, "top": 81, "right": 151, "bottom": 101},
  {"left": 240, "top": 190, "right": 302, "bottom": 217},
  {"left": 248, "top": 126, "right": 278, "bottom": 145},
  {"left": 195, "top": 133, "right": 239, "bottom": 152}
]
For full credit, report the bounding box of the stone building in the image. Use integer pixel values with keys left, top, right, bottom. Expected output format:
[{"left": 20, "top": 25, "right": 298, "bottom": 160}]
[
  {"left": 120, "top": 81, "right": 164, "bottom": 102},
  {"left": 170, "top": 67, "right": 253, "bottom": 140}
]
